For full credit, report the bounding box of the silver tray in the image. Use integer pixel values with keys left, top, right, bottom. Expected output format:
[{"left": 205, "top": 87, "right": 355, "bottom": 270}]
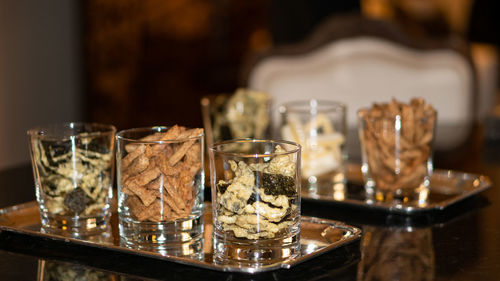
[
  {"left": 302, "top": 164, "right": 492, "bottom": 214},
  {"left": 0, "top": 202, "right": 361, "bottom": 274}
]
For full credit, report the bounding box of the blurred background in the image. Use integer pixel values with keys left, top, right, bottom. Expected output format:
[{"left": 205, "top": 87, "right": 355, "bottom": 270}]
[{"left": 0, "top": 0, "right": 498, "bottom": 170}]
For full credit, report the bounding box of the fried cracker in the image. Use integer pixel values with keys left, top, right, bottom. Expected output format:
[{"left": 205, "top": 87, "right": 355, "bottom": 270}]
[
  {"left": 145, "top": 177, "right": 163, "bottom": 190},
  {"left": 168, "top": 141, "right": 194, "bottom": 166},
  {"left": 125, "top": 154, "right": 149, "bottom": 177},
  {"left": 168, "top": 128, "right": 203, "bottom": 166},
  {"left": 165, "top": 176, "right": 187, "bottom": 210},
  {"left": 184, "top": 143, "right": 201, "bottom": 164},
  {"left": 158, "top": 191, "right": 183, "bottom": 214},
  {"left": 136, "top": 199, "right": 161, "bottom": 221},
  {"left": 130, "top": 163, "right": 161, "bottom": 186},
  {"left": 155, "top": 153, "right": 183, "bottom": 176},
  {"left": 126, "top": 182, "right": 156, "bottom": 207},
  {"left": 121, "top": 144, "right": 146, "bottom": 169},
  {"left": 127, "top": 196, "right": 146, "bottom": 220}
]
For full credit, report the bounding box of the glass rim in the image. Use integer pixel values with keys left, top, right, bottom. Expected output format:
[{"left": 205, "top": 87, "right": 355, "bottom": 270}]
[
  {"left": 116, "top": 126, "right": 204, "bottom": 144},
  {"left": 209, "top": 138, "right": 301, "bottom": 158},
  {"left": 27, "top": 122, "right": 116, "bottom": 140},
  {"left": 357, "top": 107, "right": 438, "bottom": 120},
  {"left": 200, "top": 91, "right": 272, "bottom": 109},
  {"left": 279, "top": 99, "right": 346, "bottom": 114}
]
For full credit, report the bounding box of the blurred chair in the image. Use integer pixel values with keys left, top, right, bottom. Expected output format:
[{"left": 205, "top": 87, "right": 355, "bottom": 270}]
[{"left": 243, "top": 15, "right": 476, "bottom": 160}]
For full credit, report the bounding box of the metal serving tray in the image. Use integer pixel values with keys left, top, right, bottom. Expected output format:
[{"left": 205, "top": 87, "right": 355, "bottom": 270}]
[
  {"left": 302, "top": 164, "right": 492, "bottom": 215},
  {"left": 0, "top": 202, "right": 361, "bottom": 274}
]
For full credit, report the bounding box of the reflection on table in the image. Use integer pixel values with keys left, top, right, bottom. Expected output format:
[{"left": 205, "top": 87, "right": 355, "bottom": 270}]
[
  {"left": 37, "top": 259, "right": 118, "bottom": 281},
  {"left": 358, "top": 225, "right": 434, "bottom": 281}
]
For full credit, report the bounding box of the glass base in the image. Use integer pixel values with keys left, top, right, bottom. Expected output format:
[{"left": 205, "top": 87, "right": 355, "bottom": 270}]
[
  {"left": 213, "top": 231, "right": 300, "bottom": 266},
  {"left": 40, "top": 213, "right": 110, "bottom": 237},
  {"left": 366, "top": 183, "right": 430, "bottom": 207},
  {"left": 119, "top": 214, "right": 204, "bottom": 253},
  {"left": 120, "top": 236, "right": 204, "bottom": 259}
]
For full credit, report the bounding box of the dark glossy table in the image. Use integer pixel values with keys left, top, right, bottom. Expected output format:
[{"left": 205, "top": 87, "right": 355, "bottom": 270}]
[{"left": 1, "top": 129, "right": 500, "bottom": 280}]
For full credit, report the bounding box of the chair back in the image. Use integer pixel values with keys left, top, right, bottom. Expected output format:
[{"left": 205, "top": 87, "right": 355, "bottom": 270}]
[{"left": 244, "top": 16, "right": 475, "bottom": 157}]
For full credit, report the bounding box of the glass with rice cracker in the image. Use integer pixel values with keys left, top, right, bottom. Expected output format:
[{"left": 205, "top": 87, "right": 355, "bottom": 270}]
[{"left": 280, "top": 100, "right": 347, "bottom": 197}]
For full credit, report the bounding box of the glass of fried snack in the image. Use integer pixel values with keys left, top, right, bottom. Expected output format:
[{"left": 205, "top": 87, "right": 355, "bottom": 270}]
[
  {"left": 201, "top": 88, "right": 272, "bottom": 149},
  {"left": 116, "top": 126, "right": 204, "bottom": 255},
  {"left": 280, "top": 100, "right": 347, "bottom": 193},
  {"left": 209, "top": 139, "right": 301, "bottom": 265},
  {"left": 28, "top": 122, "right": 116, "bottom": 236},
  {"left": 358, "top": 98, "right": 436, "bottom": 205}
]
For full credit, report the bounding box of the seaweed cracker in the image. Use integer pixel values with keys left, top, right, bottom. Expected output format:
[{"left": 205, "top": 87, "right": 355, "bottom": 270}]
[
  {"left": 215, "top": 145, "right": 298, "bottom": 240},
  {"left": 32, "top": 133, "right": 113, "bottom": 216}
]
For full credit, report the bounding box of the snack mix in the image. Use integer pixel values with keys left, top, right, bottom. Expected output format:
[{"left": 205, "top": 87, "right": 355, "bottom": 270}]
[
  {"left": 215, "top": 146, "right": 298, "bottom": 240},
  {"left": 31, "top": 133, "right": 113, "bottom": 216},
  {"left": 120, "top": 125, "right": 203, "bottom": 222}
]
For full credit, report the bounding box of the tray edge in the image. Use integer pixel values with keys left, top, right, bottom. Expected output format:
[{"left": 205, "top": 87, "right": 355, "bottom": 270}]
[{"left": 0, "top": 202, "right": 362, "bottom": 274}]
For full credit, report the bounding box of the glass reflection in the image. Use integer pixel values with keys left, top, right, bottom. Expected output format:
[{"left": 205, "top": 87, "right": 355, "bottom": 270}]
[
  {"left": 41, "top": 225, "right": 114, "bottom": 245},
  {"left": 302, "top": 178, "right": 347, "bottom": 201},
  {"left": 119, "top": 237, "right": 204, "bottom": 260},
  {"left": 37, "top": 259, "right": 118, "bottom": 281},
  {"left": 357, "top": 225, "right": 435, "bottom": 281}
]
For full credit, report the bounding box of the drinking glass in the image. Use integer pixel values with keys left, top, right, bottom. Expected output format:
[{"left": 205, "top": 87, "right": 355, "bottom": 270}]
[
  {"left": 201, "top": 89, "right": 272, "bottom": 148},
  {"left": 209, "top": 139, "right": 301, "bottom": 265},
  {"left": 280, "top": 100, "right": 347, "bottom": 193},
  {"left": 28, "top": 122, "right": 116, "bottom": 236},
  {"left": 358, "top": 100, "right": 436, "bottom": 205},
  {"left": 116, "top": 126, "right": 204, "bottom": 254}
]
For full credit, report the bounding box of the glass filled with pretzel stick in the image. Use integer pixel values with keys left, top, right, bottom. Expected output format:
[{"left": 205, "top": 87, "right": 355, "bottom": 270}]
[
  {"left": 116, "top": 126, "right": 204, "bottom": 256},
  {"left": 358, "top": 99, "right": 436, "bottom": 206}
]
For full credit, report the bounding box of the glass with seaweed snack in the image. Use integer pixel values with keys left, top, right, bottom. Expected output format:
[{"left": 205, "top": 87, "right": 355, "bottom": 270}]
[
  {"left": 209, "top": 139, "right": 301, "bottom": 265},
  {"left": 200, "top": 88, "right": 272, "bottom": 149},
  {"left": 28, "top": 122, "right": 116, "bottom": 236}
]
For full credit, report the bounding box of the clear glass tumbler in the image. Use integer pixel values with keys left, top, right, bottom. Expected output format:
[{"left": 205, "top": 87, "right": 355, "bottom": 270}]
[
  {"left": 200, "top": 88, "right": 272, "bottom": 148},
  {"left": 358, "top": 99, "right": 436, "bottom": 205},
  {"left": 116, "top": 126, "right": 204, "bottom": 254},
  {"left": 28, "top": 122, "right": 116, "bottom": 236},
  {"left": 280, "top": 100, "right": 347, "bottom": 192},
  {"left": 209, "top": 139, "right": 301, "bottom": 265}
]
